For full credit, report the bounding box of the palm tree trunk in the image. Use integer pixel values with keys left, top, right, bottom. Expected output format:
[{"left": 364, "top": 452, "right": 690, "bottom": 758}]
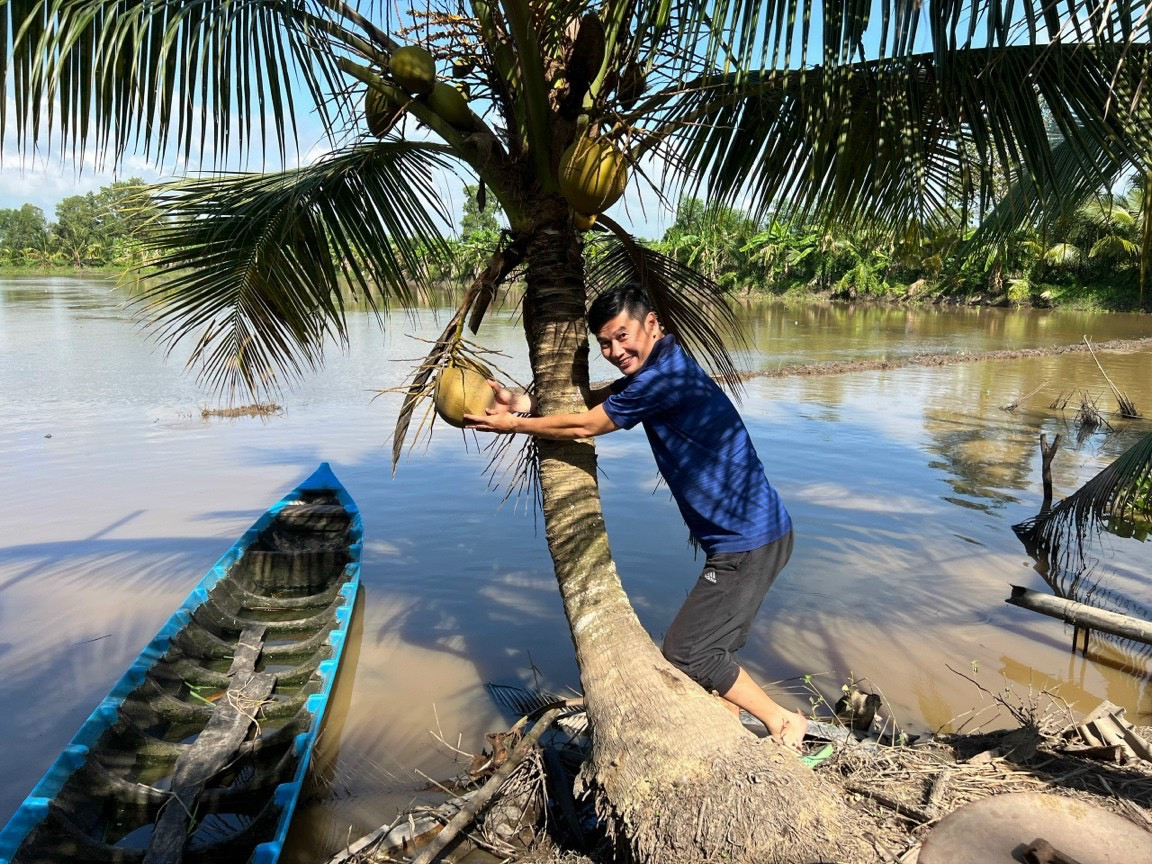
[{"left": 519, "top": 214, "right": 876, "bottom": 863}]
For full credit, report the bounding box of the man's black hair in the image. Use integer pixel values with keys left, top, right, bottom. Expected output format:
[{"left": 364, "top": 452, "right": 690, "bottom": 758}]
[{"left": 587, "top": 283, "right": 654, "bottom": 334}]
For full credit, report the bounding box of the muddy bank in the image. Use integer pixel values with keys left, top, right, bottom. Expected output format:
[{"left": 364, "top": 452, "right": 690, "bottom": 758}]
[
  {"left": 742, "top": 335, "right": 1152, "bottom": 380},
  {"left": 334, "top": 694, "right": 1152, "bottom": 864}
]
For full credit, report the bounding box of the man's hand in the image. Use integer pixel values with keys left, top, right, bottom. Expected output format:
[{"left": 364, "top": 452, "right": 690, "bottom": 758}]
[
  {"left": 464, "top": 407, "right": 519, "bottom": 433},
  {"left": 465, "top": 383, "right": 618, "bottom": 439},
  {"left": 464, "top": 381, "right": 529, "bottom": 433},
  {"left": 488, "top": 381, "right": 519, "bottom": 413}
]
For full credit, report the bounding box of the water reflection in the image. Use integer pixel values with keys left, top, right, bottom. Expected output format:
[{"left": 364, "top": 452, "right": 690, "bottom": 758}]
[{"left": 2, "top": 279, "right": 1152, "bottom": 861}]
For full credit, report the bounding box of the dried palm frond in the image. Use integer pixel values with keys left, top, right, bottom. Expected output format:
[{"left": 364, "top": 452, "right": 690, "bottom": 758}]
[
  {"left": 1075, "top": 391, "right": 1110, "bottom": 438},
  {"left": 1014, "top": 432, "right": 1152, "bottom": 581},
  {"left": 482, "top": 433, "right": 542, "bottom": 515},
  {"left": 390, "top": 238, "right": 525, "bottom": 473},
  {"left": 1001, "top": 380, "right": 1048, "bottom": 413},
  {"left": 1084, "top": 336, "right": 1139, "bottom": 418}
]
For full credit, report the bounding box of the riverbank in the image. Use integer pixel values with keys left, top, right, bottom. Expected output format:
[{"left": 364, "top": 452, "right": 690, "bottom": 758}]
[
  {"left": 338, "top": 690, "right": 1152, "bottom": 864},
  {"left": 743, "top": 335, "right": 1152, "bottom": 381},
  {"left": 0, "top": 264, "right": 123, "bottom": 278},
  {"left": 3, "top": 266, "right": 1148, "bottom": 314}
]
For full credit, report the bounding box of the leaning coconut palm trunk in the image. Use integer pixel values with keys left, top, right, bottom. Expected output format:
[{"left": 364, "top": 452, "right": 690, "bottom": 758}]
[{"left": 520, "top": 219, "right": 876, "bottom": 863}]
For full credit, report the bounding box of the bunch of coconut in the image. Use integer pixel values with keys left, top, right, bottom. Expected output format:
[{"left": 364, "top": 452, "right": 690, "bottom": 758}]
[
  {"left": 433, "top": 358, "right": 495, "bottom": 428},
  {"left": 558, "top": 133, "right": 628, "bottom": 231},
  {"left": 365, "top": 45, "right": 474, "bottom": 138}
]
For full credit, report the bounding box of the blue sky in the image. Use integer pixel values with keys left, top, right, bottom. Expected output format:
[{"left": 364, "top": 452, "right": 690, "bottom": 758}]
[{"left": 0, "top": 92, "right": 676, "bottom": 239}]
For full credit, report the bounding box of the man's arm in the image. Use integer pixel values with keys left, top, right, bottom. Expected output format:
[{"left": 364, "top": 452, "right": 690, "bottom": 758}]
[
  {"left": 588, "top": 383, "right": 613, "bottom": 406},
  {"left": 493, "top": 381, "right": 613, "bottom": 413},
  {"left": 465, "top": 403, "right": 619, "bottom": 439}
]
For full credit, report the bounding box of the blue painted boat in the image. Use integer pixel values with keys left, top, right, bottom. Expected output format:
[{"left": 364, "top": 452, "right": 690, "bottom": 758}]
[{"left": 0, "top": 464, "right": 363, "bottom": 864}]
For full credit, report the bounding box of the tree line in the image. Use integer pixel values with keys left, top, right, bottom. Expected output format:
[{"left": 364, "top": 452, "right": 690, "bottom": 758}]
[
  {"left": 447, "top": 186, "right": 1151, "bottom": 312},
  {"left": 0, "top": 179, "right": 158, "bottom": 268},
  {"left": 6, "top": 177, "right": 1148, "bottom": 312}
]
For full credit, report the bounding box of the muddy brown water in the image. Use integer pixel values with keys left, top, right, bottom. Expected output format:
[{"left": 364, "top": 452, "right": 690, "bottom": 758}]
[{"left": 2, "top": 277, "right": 1151, "bottom": 861}]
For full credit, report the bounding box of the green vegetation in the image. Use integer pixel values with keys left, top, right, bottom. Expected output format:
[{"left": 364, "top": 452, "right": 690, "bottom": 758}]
[
  {"left": 647, "top": 193, "right": 1150, "bottom": 311},
  {"left": 8, "top": 182, "right": 1147, "bottom": 312},
  {"left": 0, "top": 180, "right": 157, "bottom": 270}
]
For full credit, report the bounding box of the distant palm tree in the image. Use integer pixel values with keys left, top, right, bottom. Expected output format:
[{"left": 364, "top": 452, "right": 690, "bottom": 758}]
[
  {"left": 1126, "top": 173, "right": 1152, "bottom": 309},
  {"left": 5, "top": 1, "right": 1151, "bottom": 860}
]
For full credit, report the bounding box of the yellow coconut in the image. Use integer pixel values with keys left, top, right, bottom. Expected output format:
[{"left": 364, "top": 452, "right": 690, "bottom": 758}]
[
  {"left": 364, "top": 84, "right": 406, "bottom": 137},
  {"left": 573, "top": 211, "right": 597, "bottom": 231},
  {"left": 426, "top": 82, "right": 472, "bottom": 128},
  {"left": 434, "top": 364, "right": 495, "bottom": 428},
  {"left": 558, "top": 136, "right": 628, "bottom": 215},
  {"left": 391, "top": 46, "right": 436, "bottom": 96}
]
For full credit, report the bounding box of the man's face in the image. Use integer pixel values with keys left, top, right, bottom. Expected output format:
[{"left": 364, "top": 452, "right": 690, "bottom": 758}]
[{"left": 595, "top": 309, "right": 663, "bottom": 375}]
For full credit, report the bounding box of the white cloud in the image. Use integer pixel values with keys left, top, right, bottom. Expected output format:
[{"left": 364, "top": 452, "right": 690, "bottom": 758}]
[
  {"left": 2, "top": 93, "right": 670, "bottom": 239},
  {"left": 1, "top": 97, "right": 176, "bottom": 214}
]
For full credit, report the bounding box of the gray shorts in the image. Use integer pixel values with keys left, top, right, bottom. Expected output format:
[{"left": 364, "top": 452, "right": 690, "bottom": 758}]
[{"left": 661, "top": 531, "right": 794, "bottom": 695}]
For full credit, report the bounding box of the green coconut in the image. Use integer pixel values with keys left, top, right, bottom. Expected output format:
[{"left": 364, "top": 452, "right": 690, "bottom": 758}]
[
  {"left": 434, "top": 364, "right": 495, "bottom": 428},
  {"left": 573, "top": 211, "right": 597, "bottom": 231},
  {"left": 558, "top": 136, "right": 628, "bottom": 215},
  {"left": 426, "top": 82, "right": 472, "bottom": 128},
  {"left": 391, "top": 46, "right": 436, "bottom": 96},
  {"left": 364, "top": 83, "right": 406, "bottom": 138}
]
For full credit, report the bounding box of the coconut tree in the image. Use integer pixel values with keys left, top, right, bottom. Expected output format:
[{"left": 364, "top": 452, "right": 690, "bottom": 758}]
[{"left": 5, "top": 0, "right": 1152, "bottom": 860}]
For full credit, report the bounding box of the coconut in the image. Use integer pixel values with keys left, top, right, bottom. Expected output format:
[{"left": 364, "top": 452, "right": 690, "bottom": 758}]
[
  {"left": 365, "top": 84, "right": 405, "bottom": 137},
  {"left": 558, "top": 136, "right": 628, "bottom": 215},
  {"left": 434, "top": 364, "right": 495, "bottom": 428},
  {"left": 573, "top": 211, "right": 597, "bottom": 231},
  {"left": 426, "top": 82, "right": 472, "bottom": 128},
  {"left": 391, "top": 46, "right": 436, "bottom": 96}
]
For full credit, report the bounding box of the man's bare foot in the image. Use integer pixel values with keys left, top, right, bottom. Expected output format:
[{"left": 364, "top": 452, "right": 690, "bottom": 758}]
[{"left": 773, "top": 710, "right": 808, "bottom": 751}]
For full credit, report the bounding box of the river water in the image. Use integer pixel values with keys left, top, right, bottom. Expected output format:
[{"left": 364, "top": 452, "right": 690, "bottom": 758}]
[{"left": 2, "top": 276, "right": 1151, "bottom": 860}]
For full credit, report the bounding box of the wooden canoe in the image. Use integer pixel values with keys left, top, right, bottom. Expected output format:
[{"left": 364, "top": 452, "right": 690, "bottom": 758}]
[{"left": 0, "top": 463, "right": 363, "bottom": 864}]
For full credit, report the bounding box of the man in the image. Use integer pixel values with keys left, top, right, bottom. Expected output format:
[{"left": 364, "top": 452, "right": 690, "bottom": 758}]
[{"left": 464, "top": 283, "right": 806, "bottom": 748}]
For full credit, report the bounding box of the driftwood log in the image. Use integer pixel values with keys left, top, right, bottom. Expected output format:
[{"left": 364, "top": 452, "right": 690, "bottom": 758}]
[
  {"left": 407, "top": 706, "right": 563, "bottom": 864},
  {"left": 1006, "top": 586, "right": 1152, "bottom": 648},
  {"left": 143, "top": 625, "right": 273, "bottom": 864},
  {"left": 1039, "top": 433, "right": 1061, "bottom": 512}
]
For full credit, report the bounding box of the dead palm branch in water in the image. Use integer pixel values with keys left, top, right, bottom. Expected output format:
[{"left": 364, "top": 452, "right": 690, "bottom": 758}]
[
  {"left": 1049, "top": 390, "right": 1114, "bottom": 440},
  {"left": 1014, "top": 432, "right": 1152, "bottom": 585},
  {"left": 1084, "top": 336, "right": 1140, "bottom": 418}
]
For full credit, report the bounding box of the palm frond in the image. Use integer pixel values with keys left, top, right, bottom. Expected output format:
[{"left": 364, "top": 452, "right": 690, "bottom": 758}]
[
  {"left": 1015, "top": 432, "right": 1152, "bottom": 582},
  {"left": 1, "top": 0, "right": 359, "bottom": 165},
  {"left": 642, "top": 43, "right": 1152, "bottom": 242},
  {"left": 587, "top": 218, "right": 744, "bottom": 393},
  {"left": 391, "top": 233, "right": 529, "bottom": 471},
  {"left": 135, "top": 140, "right": 454, "bottom": 400},
  {"left": 667, "top": 0, "right": 1146, "bottom": 87},
  {"left": 961, "top": 135, "right": 1129, "bottom": 258},
  {"left": 390, "top": 311, "right": 460, "bottom": 474}
]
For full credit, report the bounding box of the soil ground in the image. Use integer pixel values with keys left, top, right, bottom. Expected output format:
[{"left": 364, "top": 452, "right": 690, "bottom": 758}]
[
  {"left": 339, "top": 691, "right": 1152, "bottom": 864},
  {"left": 738, "top": 336, "right": 1152, "bottom": 381}
]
